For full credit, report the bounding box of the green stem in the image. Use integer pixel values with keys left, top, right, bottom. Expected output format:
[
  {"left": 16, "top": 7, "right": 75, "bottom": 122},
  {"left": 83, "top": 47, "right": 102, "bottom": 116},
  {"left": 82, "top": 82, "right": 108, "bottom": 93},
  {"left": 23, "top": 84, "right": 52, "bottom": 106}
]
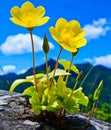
[
  {"left": 46, "top": 53, "right": 49, "bottom": 83},
  {"left": 29, "top": 29, "right": 38, "bottom": 91},
  {"left": 88, "top": 101, "right": 96, "bottom": 121},
  {"left": 66, "top": 79, "right": 79, "bottom": 104},
  {"left": 79, "top": 66, "right": 94, "bottom": 88},
  {"left": 65, "top": 55, "right": 74, "bottom": 83},
  {"left": 49, "top": 47, "right": 63, "bottom": 88}
]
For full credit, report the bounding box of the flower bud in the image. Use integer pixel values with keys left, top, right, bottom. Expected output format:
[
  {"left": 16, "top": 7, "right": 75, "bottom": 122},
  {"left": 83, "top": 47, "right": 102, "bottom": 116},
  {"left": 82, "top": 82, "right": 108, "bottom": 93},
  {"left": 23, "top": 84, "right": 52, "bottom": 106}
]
[
  {"left": 94, "top": 80, "right": 103, "bottom": 101},
  {"left": 76, "top": 71, "right": 83, "bottom": 82},
  {"left": 42, "top": 34, "right": 49, "bottom": 54},
  {"left": 72, "top": 49, "right": 79, "bottom": 57}
]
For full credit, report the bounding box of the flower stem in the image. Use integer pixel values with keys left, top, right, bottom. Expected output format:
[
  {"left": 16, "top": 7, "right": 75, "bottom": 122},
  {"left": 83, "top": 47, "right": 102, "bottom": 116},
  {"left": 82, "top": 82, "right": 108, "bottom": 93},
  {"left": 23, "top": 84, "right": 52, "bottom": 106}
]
[
  {"left": 66, "top": 79, "right": 79, "bottom": 104},
  {"left": 65, "top": 55, "right": 74, "bottom": 83},
  {"left": 88, "top": 101, "right": 96, "bottom": 121},
  {"left": 29, "top": 29, "right": 38, "bottom": 91},
  {"left": 49, "top": 47, "right": 63, "bottom": 88},
  {"left": 45, "top": 53, "right": 49, "bottom": 83}
]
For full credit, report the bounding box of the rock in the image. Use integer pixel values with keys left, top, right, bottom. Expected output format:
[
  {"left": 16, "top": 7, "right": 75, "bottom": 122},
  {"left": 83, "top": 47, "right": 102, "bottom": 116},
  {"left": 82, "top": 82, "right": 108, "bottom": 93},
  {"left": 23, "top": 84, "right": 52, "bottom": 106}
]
[
  {"left": 23, "top": 120, "right": 40, "bottom": 126},
  {"left": 0, "top": 126, "right": 4, "bottom": 130},
  {"left": 74, "top": 114, "right": 111, "bottom": 130},
  {"left": 0, "top": 89, "right": 111, "bottom": 130}
]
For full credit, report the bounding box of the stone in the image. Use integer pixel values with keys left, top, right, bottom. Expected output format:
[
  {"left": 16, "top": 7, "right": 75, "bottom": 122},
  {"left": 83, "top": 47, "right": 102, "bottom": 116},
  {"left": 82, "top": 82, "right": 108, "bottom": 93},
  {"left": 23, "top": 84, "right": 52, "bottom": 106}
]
[
  {"left": 0, "top": 89, "right": 111, "bottom": 130},
  {"left": 23, "top": 120, "right": 40, "bottom": 126}
]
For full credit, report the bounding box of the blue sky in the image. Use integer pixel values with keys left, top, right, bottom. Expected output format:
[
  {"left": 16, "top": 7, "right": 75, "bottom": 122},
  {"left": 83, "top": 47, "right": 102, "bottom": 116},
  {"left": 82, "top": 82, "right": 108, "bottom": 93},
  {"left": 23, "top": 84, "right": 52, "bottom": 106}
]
[{"left": 0, "top": 0, "right": 111, "bottom": 74}]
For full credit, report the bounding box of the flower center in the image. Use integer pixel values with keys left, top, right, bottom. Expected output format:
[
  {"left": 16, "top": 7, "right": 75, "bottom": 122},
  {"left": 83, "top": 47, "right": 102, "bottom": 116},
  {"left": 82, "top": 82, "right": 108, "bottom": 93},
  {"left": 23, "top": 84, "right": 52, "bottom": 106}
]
[
  {"left": 60, "top": 33, "right": 70, "bottom": 43},
  {"left": 59, "top": 28, "right": 74, "bottom": 44},
  {"left": 20, "top": 12, "right": 35, "bottom": 26}
]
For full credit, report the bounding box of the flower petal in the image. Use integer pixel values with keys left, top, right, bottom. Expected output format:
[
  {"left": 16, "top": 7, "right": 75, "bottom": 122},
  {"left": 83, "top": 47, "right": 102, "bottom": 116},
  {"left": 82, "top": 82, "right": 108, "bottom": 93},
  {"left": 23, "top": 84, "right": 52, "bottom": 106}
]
[
  {"left": 10, "top": 17, "right": 25, "bottom": 27},
  {"left": 34, "top": 6, "right": 45, "bottom": 19},
  {"left": 72, "top": 30, "right": 86, "bottom": 41},
  {"left": 21, "top": 1, "right": 35, "bottom": 13},
  {"left": 36, "top": 16, "right": 50, "bottom": 26},
  {"left": 73, "top": 38, "right": 87, "bottom": 48},
  {"left": 69, "top": 20, "right": 80, "bottom": 31},
  {"left": 61, "top": 43, "right": 77, "bottom": 52},
  {"left": 10, "top": 6, "right": 21, "bottom": 20},
  {"left": 49, "top": 27, "right": 60, "bottom": 43},
  {"left": 55, "top": 18, "right": 67, "bottom": 33}
]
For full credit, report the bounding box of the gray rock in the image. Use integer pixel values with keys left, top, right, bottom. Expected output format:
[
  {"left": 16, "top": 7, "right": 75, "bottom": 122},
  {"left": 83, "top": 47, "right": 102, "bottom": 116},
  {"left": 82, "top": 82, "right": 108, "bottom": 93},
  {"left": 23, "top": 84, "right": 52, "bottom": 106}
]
[
  {"left": 23, "top": 120, "right": 40, "bottom": 126},
  {"left": 0, "top": 89, "right": 111, "bottom": 130}
]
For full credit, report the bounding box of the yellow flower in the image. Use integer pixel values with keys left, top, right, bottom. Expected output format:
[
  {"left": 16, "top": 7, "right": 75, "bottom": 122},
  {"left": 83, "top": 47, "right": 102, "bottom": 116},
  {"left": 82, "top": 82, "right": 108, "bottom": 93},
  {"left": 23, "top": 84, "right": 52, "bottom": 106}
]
[
  {"left": 49, "top": 18, "right": 86, "bottom": 52},
  {"left": 10, "top": 1, "right": 49, "bottom": 29}
]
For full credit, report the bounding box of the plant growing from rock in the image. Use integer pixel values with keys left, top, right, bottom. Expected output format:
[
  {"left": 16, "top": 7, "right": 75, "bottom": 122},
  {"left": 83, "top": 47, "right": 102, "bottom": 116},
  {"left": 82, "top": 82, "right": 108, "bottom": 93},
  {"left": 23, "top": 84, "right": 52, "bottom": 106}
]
[{"left": 9, "top": 1, "right": 89, "bottom": 120}]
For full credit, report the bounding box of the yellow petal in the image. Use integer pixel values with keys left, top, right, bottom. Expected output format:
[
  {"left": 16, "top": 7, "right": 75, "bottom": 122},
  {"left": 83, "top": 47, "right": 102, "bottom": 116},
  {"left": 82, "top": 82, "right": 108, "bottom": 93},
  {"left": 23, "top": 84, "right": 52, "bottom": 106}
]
[
  {"left": 72, "top": 30, "right": 86, "bottom": 41},
  {"left": 10, "top": 17, "right": 25, "bottom": 27},
  {"left": 61, "top": 43, "right": 77, "bottom": 52},
  {"left": 77, "top": 29, "right": 86, "bottom": 37},
  {"left": 36, "top": 16, "right": 50, "bottom": 26},
  {"left": 21, "top": 1, "right": 35, "bottom": 13},
  {"left": 55, "top": 18, "right": 67, "bottom": 33},
  {"left": 10, "top": 6, "right": 21, "bottom": 20},
  {"left": 69, "top": 20, "right": 80, "bottom": 30},
  {"left": 73, "top": 38, "right": 87, "bottom": 48},
  {"left": 34, "top": 6, "right": 45, "bottom": 19},
  {"left": 49, "top": 27, "right": 60, "bottom": 43}
]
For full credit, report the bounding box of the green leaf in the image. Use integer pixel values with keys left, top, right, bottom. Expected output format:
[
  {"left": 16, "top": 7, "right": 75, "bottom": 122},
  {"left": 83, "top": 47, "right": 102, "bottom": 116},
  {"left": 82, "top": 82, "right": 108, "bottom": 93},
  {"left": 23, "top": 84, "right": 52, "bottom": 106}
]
[
  {"left": 31, "top": 105, "right": 41, "bottom": 115},
  {"left": 41, "top": 85, "right": 56, "bottom": 105},
  {"left": 29, "top": 92, "right": 48, "bottom": 115},
  {"left": 26, "top": 73, "right": 44, "bottom": 81},
  {"left": 73, "top": 87, "right": 89, "bottom": 106},
  {"left": 46, "top": 100, "right": 63, "bottom": 112},
  {"left": 41, "top": 88, "right": 49, "bottom": 105},
  {"left": 9, "top": 79, "right": 33, "bottom": 95},
  {"left": 40, "top": 68, "right": 70, "bottom": 81},
  {"left": 64, "top": 95, "right": 79, "bottom": 114},
  {"left": 59, "top": 59, "right": 79, "bottom": 74},
  {"left": 37, "top": 81, "right": 47, "bottom": 98},
  {"left": 23, "top": 86, "right": 36, "bottom": 97},
  {"left": 62, "top": 89, "right": 79, "bottom": 114},
  {"left": 56, "top": 76, "right": 66, "bottom": 96},
  {"left": 29, "top": 92, "right": 41, "bottom": 106}
]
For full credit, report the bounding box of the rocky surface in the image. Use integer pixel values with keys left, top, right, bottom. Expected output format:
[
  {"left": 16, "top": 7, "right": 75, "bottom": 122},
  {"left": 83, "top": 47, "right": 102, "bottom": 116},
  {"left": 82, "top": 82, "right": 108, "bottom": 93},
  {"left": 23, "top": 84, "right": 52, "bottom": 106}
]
[{"left": 0, "top": 89, "right": 111, "bottom": 130}]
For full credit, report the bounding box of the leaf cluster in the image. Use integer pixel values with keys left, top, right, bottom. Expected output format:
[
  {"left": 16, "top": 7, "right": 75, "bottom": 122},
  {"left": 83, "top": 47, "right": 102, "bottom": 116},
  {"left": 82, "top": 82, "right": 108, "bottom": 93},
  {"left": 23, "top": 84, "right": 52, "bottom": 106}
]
[{"left": 9, "top": 61, "right": 89, "bottom": 116}]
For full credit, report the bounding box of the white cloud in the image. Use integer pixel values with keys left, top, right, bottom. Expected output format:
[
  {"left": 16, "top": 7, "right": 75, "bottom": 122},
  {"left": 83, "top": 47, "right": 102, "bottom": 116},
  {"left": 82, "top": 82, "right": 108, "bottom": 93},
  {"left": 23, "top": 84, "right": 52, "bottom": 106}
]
[
  {"left": 17, "top": 69, "right": 27, "bottom": 74},
  {"left": 1, "top": 65, "right": 16, "bottom": 74},
  {"left": 84, "top": 54, "right": 111, "bottom": 68},
  {"left": 0, "top": 34, "right": 54, "bottom": 55},
  {"left": 93, "top": 18, "right": 107, "bottom": 26},
  {"left": 83, "top": 18, "right": 111, "bottom": 41}
]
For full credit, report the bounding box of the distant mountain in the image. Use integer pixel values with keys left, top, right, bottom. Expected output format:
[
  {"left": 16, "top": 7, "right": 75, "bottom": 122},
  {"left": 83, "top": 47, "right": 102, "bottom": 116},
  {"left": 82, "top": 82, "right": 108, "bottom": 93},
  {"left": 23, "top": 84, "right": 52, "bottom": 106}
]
[
  {"left": 3, "top": 73, "right": 18, "bottom": 83},
  {"left": 0, "top": 59, "right": 111, "bottom": 105},
  {"left": 75, "top": 63, "right": 111, "bottom": 105}
]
